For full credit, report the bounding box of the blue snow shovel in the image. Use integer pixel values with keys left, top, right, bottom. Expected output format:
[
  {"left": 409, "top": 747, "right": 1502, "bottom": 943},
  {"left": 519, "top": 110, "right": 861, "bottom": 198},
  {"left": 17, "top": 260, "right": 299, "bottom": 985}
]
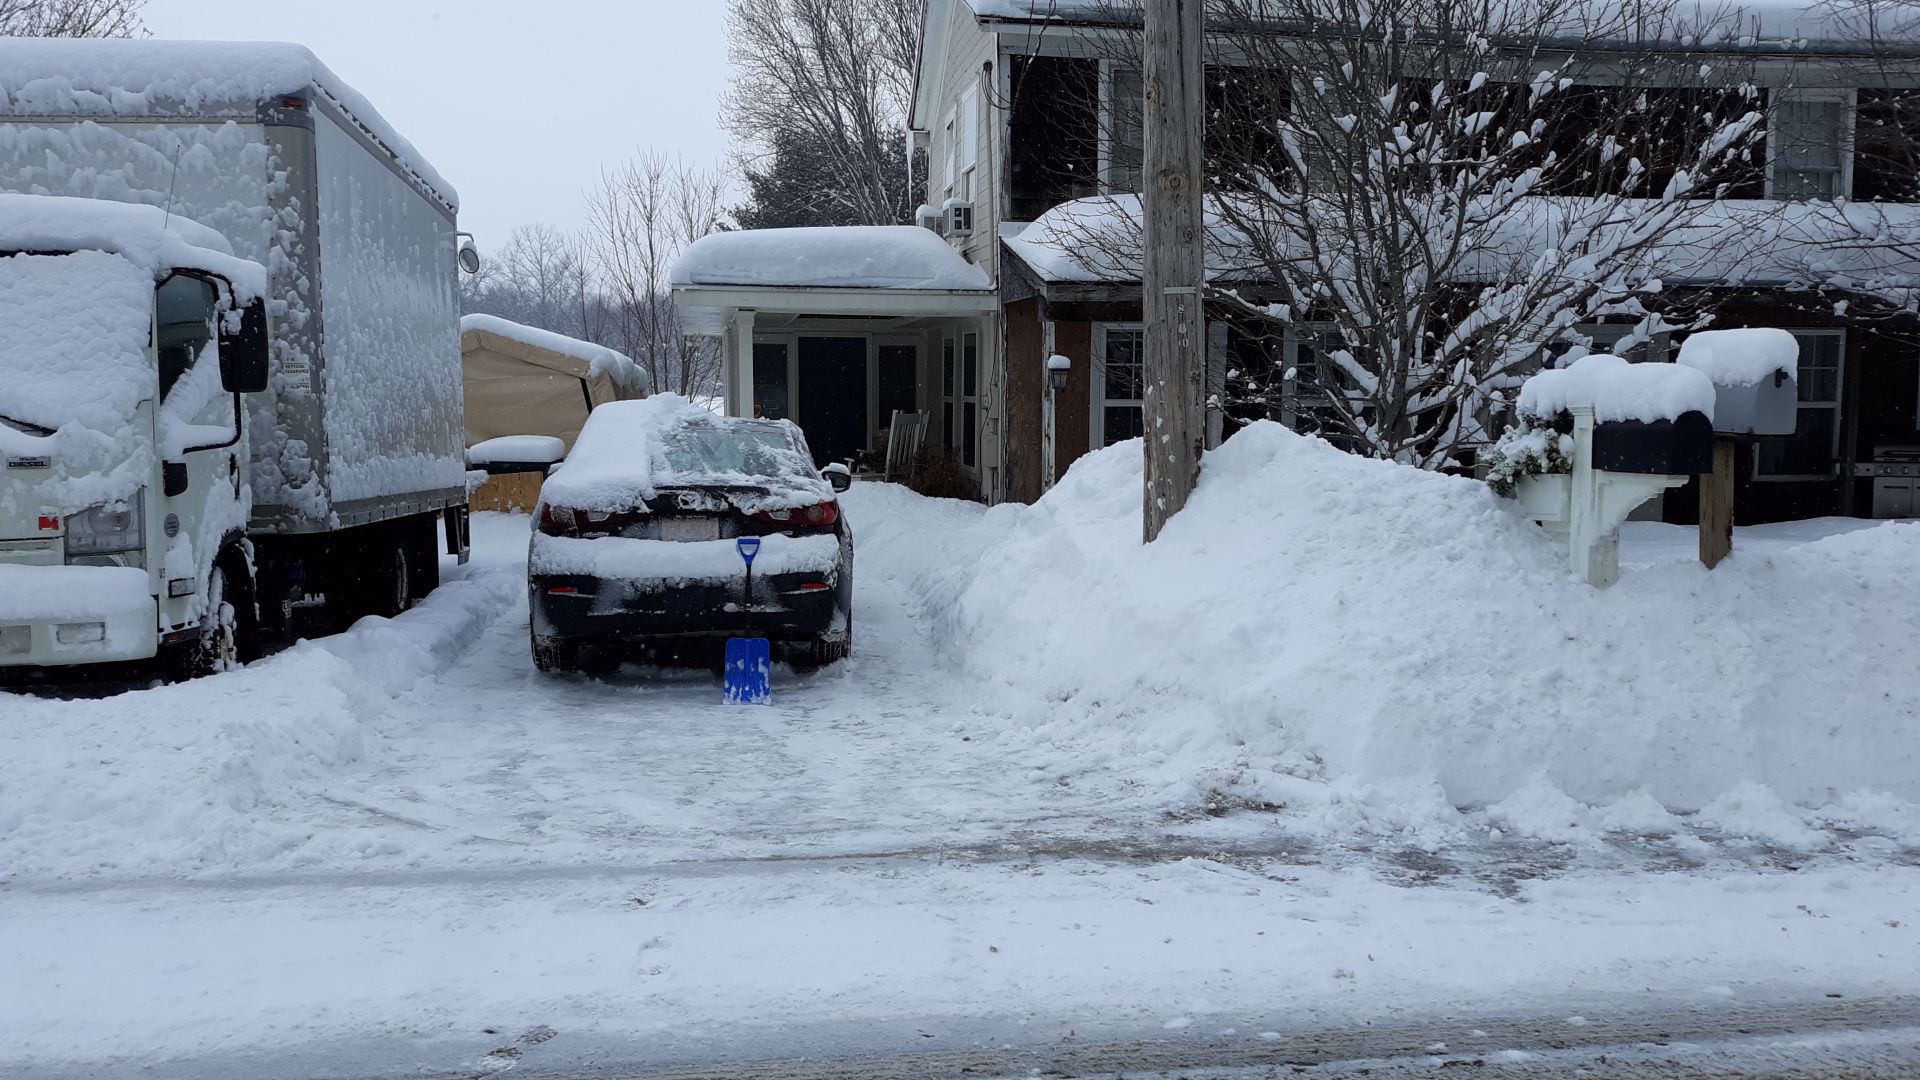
[{"left": 724, "top": 536, "right": 772, "bottom": 705}]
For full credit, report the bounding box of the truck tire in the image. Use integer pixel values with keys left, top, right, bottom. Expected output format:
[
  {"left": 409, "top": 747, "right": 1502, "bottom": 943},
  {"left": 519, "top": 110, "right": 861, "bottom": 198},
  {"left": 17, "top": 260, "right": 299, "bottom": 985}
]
[{"left": 166, "top": 562, "right": 256, "bottom": 681}]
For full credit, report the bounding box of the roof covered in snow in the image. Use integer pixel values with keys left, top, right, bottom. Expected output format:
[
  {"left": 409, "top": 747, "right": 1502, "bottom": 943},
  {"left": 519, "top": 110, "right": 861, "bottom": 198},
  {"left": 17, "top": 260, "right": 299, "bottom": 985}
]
[
  {"left": 0, "top": 193, "right": 267, "bottom": 299},
  {"left": 1004, "top": 194, "right": 1920, "bottom": 300},
  {"left": 966, "top": 0, "right": 1920, "bottom": 51},
  {"left": 0, "top": 37, "right": 456, "bottom": 209},
  {"left": 461, "top": 314, "right": 648, "bottom": 397},
  {"left": 672, "top": 226, "right": 993, "bottom": 292}
]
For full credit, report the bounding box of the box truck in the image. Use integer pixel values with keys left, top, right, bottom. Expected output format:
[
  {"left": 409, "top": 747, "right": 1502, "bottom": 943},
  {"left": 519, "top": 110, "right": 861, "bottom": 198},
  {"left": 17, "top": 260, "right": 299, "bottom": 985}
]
[{"left": 0, "top": 39, "right": 472, "bottom": 677}]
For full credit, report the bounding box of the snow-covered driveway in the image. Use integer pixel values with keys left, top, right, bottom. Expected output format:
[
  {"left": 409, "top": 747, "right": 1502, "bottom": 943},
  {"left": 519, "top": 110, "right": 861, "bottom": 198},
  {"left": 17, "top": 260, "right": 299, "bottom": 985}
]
[{"left": 4, "top": 479, "right": 1919, "bottom": 1078}]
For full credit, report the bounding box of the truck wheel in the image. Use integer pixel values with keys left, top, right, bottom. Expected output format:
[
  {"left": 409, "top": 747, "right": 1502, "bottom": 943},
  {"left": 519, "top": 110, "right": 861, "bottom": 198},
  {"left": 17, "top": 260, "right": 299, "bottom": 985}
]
[
  {"left": 531, "top": 631, "right": 576, "bottom": 673},
  {"left": 167, "top": 564, "right": 255, "bottom": 681}
]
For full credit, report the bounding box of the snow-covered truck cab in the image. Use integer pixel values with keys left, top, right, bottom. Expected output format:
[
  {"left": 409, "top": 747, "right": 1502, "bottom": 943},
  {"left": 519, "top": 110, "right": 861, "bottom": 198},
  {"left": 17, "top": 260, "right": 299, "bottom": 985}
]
[{"left": 0, "top": 195, "right": 270, "bottom": 676}]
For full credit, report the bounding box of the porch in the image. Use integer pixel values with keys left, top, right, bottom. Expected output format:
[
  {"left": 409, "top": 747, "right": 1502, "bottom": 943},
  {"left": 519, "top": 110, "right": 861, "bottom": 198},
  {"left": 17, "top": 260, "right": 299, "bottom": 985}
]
[{"left": 672, "top": 227, "right": 998, "bottom": 484}]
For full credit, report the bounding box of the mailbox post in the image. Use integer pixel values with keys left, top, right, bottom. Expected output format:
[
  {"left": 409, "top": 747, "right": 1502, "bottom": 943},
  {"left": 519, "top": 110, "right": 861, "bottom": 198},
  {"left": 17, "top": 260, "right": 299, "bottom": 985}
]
[{"left": 1675, "top": 329, "right": 1800, "bottom": 570}]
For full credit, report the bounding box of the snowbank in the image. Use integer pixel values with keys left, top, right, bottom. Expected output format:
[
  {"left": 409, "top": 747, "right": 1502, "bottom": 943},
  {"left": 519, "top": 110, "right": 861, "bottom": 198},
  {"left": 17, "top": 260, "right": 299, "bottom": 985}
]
[
  {"left": 859, "top": 424, "right": 1920, "bottom": 844},
  {"left": 460, "top": 313, "right": 648, "bottom": 397},
  {"left": 1677, "top": 327, "right": 1800, "bottom": 386},
  {"left": 0, "top": 558, "right": 519, "bottom": 881},
  {"left": 672, "top": 226, "right": 993, "bottom": 291},
  {"left": 1519, "top": 352, "right": 1716, "bottom": 423},
  {"left": 542, "top": 395, "right": 834, "bottom": 515}
]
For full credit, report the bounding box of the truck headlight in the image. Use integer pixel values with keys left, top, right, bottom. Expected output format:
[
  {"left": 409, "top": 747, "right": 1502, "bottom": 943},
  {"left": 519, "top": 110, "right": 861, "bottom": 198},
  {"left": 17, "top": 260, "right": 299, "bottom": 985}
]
[{"left": 65, "top": 494, "right": 146, "bottom": 570}]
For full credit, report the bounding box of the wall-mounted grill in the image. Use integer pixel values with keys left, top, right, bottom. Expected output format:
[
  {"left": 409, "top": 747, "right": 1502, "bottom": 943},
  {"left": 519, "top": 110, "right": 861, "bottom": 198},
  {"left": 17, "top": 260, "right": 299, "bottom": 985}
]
[{"left": 1855, "top": 444, "right": 1920, "bottom": 518}]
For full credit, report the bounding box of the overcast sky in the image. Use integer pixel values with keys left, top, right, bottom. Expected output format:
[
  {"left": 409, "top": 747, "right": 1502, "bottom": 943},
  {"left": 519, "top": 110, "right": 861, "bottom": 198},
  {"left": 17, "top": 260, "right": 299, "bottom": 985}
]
[{"left": 142, "top": 0, "right": 735, "bottom": 250}]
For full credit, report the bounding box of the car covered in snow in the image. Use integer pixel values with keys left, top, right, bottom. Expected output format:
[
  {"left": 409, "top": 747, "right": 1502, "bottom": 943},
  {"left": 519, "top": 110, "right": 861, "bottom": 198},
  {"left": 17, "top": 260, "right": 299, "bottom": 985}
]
[{"left": 527, "top": 396, "right": 854, "bottom": 672}]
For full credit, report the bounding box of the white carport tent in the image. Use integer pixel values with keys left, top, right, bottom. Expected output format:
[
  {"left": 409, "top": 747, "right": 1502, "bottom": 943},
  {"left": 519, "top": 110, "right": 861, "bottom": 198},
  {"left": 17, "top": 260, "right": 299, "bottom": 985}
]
[{"left": 672, "top": 226, "right": 998, "bottom": 469}]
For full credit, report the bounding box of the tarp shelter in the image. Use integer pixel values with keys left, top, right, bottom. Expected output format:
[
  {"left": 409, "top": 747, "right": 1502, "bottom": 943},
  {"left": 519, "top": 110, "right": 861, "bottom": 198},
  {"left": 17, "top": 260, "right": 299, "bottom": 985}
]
[{"left": 461, "top": 314, "right": 647, "bottom": 451}]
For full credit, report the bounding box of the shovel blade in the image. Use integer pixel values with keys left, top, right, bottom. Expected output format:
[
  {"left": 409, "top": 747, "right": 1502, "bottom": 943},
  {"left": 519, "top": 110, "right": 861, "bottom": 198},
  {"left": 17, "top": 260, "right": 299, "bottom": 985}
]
[{"left": 724, "top": 637, "right": 772, "bottom": 705}]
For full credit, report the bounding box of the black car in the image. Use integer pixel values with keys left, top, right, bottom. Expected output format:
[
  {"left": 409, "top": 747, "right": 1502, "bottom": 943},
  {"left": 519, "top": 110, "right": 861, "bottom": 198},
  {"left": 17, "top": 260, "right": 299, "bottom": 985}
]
[{"left": 527, "top": 399, "right": 853, "bottom": 673}]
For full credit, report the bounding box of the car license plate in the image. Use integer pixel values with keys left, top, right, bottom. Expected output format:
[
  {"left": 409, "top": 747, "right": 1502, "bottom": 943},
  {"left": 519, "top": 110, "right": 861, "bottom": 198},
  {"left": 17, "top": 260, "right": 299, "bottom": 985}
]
[{"left": 660, "top": 517, "right": 720, "bottom": 542}]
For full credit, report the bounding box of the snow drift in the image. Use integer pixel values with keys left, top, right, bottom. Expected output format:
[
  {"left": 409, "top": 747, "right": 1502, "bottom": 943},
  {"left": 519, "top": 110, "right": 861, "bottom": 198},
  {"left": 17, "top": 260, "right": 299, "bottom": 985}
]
[{"left": 857, "top": 423, "right": 1920, "bottom": 843}]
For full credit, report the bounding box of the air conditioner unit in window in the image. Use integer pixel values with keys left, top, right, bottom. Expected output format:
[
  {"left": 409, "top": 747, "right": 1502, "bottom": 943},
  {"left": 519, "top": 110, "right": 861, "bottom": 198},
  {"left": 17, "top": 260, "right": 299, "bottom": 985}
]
[
  {"left": 944, "top": 200, "right": 974, "bottom": 237},
  {"left": 914, "top": 204, "right": 943, "bottom": 233}
]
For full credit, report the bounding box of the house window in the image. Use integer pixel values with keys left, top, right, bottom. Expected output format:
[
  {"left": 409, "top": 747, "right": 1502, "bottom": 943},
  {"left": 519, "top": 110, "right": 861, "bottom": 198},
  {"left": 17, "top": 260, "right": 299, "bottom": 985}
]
[
  {"left": 1094, "top": 324, "right": 1145, "bottom": 446},
  {"left": 1771, "top": 92, "right": 1852, "bottom": 200},
  {"left": 962, "top": 331, "right": 980, "bottom": 467},
  {"left": 942, "top": 335, "right": 957, "bottom": 451},
  {"left": 1103, "top": 64, "right": 1144, "bottom": 194},
  {"left": 958, "top": 85, "right": 979, "bottom": 204},
  {"left": 1756, "top": 331, "right": 1845, "bottom": 480},
  {"left": 1284, "top": 324, "right": 1367, "bottom": 451}
]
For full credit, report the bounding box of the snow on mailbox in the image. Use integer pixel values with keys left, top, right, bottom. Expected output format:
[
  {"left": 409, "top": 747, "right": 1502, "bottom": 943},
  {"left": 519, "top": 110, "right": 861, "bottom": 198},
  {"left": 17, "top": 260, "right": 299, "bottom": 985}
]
[
  {"left": 1676, "top": 328, "right": 1799, "bottom": 436},
  {"left": 1488, "top": 354, "right": 1716, "bottom": 587}
]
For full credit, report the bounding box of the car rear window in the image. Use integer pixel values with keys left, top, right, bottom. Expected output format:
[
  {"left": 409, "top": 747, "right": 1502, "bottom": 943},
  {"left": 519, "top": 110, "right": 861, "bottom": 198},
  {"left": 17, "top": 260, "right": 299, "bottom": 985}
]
[{"left": 657, "top": 421, "right": 814, "bottom": 484}]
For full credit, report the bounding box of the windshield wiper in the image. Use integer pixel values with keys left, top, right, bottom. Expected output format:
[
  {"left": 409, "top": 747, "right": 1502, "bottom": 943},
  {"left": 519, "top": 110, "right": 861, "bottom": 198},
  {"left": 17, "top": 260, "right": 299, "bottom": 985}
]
[{"left": 0, "top": 412, "right": 54, "bottom": 437}]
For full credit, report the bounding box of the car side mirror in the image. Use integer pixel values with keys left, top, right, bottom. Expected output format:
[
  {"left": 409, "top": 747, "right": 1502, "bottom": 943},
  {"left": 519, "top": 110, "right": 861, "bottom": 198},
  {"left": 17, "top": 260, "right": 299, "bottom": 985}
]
[
  {"left": 823, "top": 462, "right": 852, "bottom": 493},
  {"left": 163, "top": 460, "right": 190, "bottom": 497},
  {"left": 218, "top": 298, "right": 270, "bottom": 394}
]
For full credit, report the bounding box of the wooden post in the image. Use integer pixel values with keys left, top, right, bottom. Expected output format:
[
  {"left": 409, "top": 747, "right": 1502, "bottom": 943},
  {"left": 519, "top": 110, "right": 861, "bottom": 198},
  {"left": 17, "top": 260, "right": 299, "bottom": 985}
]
[
  {"left": 1699, "top": 438, "right": 1736, "bottom": 569},
  {"left": 1141, "top": 0, "right": 1206, "bottom": 543}
]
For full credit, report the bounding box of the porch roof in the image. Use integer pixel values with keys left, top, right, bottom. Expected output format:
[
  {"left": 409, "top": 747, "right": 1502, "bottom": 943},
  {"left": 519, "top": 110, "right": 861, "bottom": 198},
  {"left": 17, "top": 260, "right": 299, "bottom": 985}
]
[{"left": 672, "top": 225, "right": 996, "bottom": 335}]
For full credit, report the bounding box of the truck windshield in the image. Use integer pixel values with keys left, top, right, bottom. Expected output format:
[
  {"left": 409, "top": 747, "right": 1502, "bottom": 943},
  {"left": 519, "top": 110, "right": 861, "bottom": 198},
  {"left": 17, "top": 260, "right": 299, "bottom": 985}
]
[{"left": 155, "top": 273, "right": 218, "bottom": 401}]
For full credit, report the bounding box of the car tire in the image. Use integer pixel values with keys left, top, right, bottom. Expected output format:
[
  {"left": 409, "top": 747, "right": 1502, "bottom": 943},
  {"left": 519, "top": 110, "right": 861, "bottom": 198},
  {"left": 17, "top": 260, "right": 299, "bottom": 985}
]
[
  {"left": 531, "top": 630, "right": 576, "bottom": 673},
  {"left": 792, "top": 612, "right": 852, "bottom": 672}
]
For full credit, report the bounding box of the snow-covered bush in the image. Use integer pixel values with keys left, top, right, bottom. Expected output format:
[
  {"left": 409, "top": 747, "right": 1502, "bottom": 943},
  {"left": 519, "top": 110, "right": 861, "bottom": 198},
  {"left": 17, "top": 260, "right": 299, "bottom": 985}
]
[{"left": 1483, "top": 418, "right": 1574, "bottom": 498}]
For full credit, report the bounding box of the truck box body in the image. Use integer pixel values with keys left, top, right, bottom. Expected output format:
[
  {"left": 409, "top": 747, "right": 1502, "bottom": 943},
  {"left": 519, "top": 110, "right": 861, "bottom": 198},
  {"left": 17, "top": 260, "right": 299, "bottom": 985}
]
[{"left": 0, "top": 40, "right": 466, "bottom": 535}]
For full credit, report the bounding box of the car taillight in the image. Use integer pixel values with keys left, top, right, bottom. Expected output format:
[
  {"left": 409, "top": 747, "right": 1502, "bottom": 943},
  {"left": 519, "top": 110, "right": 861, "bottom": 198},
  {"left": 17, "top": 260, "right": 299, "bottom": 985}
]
[
  {"left": 754, "top": 501, "right": 839, "bottom": 528},
  {"left": 539, "top": 505, "right": 643, "bottom": 537}
]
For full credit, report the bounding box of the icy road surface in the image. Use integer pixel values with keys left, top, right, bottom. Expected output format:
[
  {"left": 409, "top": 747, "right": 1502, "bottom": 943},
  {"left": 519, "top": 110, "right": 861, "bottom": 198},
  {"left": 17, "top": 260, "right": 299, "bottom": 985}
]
[{"left": 2, "top": 503, "right": 1917, "bottom": 1079}]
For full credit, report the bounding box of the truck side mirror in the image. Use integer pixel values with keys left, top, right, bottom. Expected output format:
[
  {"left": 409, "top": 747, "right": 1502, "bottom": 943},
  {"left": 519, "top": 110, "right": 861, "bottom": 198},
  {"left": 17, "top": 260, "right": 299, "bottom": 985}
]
[
  {"left": 163, "top": 461, "right": 190, "bottom": 497},
  {"left": 218, "top": 298, "right": 270, "bottom": 394}
]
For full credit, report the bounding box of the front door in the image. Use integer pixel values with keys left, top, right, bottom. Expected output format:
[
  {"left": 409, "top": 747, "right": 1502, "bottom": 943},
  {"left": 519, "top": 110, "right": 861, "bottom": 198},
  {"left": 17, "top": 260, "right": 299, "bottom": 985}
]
[{"left": 797, "top": 337, "right": 868, "bottom": 466}]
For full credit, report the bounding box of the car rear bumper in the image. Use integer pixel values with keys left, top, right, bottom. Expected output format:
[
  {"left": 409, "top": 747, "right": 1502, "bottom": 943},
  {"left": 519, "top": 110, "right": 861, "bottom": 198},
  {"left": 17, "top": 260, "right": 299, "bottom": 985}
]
[{"left": 530, "top": 569, "right": 844, "bottom": 643}]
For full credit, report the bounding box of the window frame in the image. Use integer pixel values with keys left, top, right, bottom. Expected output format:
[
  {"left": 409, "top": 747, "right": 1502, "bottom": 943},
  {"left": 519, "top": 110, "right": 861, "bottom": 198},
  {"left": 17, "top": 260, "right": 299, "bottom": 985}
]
[
  {"left": 1098, "top": 60, "right": 1144, "bottom": 195},
  {"left": 960, "top": 329, "right": 981, "bottom": 468},
  {"left": 1090, "top": 322, "right": 1146, "bottom": 448},
  {"left": 1753, "top": 328, "right": 1846, "bottom": 482},
  {"left": 1766, "top": 88, "right": 1855, "bottom": 201}
]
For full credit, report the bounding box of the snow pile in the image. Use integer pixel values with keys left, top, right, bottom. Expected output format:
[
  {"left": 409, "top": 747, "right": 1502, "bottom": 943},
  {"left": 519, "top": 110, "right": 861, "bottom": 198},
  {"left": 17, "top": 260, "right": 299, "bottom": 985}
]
[
  {"left": 0, "top": 194, "right": 267, "bottom": 299},
  {"left": 0, "top": 251, "right": 161, "bottom": 514},
  {"left": 1677, "top": 328, "right": 1799, "bottom": 387},
  {"left": 0, "top": 558, "right": 518, "bottom": 881},
  {"left": 468, "top": 434, "right": 566, "bottom": 467},
  {"left": 461, "top": 313, "right": 649, "bottom": 397},
  {"left": 1519, "top": 352, "right": 1716, "bottom": 423},
  {"left": 542, "top": 395, "right": 834, "bottom": 515},
  {"left": 672, "top": 226, "right": 993, "bottom": 291},
  {"left": 0, "top": 37, "right": 456, "bottom": 209},
  {"left": 864, "top": 424, "right": 1920, "bottom": 843}
]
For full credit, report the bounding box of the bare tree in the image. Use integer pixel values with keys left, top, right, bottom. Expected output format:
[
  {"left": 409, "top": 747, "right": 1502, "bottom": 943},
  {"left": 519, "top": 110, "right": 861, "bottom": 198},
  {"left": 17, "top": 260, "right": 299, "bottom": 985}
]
[
  {"left": 1056, "top": 0, "right": 1773, "bottom": 468},
  {"left": 0, "top": 0, "right": 143, "bottom": 36},
  {"left": 726, "top": 0, "right": 921, "bottom": 226},
  {"left": 585, "top": 153, "right": 728, "bottom": 400}
]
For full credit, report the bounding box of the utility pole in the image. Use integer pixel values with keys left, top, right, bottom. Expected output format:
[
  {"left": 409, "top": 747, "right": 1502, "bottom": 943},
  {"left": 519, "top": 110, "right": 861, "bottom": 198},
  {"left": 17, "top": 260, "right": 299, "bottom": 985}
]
[{"left": 1142, "top": 0, "right": 1206, "bottom": 543}]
